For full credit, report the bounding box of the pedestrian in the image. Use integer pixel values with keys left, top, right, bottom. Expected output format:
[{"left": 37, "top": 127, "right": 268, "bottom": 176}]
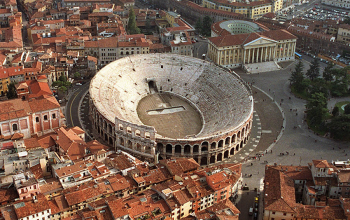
[
  {"left": 271, "top": 150, "right": 272, "bottom": 153},
  {"left": 251, "top": 163, "right": 253, "bottom": 166},
  {"left": 294, "top": 153, "right": 295, "bottom": 156},
  {"left": 266, "top": 150, "right": 267, "bottom": 154}
]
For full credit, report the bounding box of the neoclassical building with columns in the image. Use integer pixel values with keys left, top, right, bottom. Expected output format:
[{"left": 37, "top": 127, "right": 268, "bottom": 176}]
[{"left": 207, "top": 22, "right": 297, "bottom": 69}]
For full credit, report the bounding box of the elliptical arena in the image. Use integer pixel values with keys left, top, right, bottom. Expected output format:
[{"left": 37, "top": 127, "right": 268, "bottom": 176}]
[{"left": 89, "top": 54, "right": 253, "bottom": 165}]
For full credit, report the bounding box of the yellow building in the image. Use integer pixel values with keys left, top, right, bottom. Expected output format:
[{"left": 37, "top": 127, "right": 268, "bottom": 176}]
[
  {"left": 165, "top": 11, "right": 181, "bottom": 27},
  {"left": 202, "top": 0, "right": 283, "bottom": 19},
  {"left": 0, "top": 71, "right": 10, "bottom": 96},
  {"left": 207, "top": 29, "right": 297, "bottom": 69}
]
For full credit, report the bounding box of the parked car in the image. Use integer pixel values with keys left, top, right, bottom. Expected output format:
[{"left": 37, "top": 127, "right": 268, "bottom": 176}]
[
  {"left": 76, "top": 83, "right": 82, "bottom": 86},
  {"left": 249, "top": 207, "right": 253, "bottom": 215}
]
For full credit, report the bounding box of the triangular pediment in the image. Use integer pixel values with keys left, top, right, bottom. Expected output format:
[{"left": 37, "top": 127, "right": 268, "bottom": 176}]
[{"left": 244, "top": 37, "right": 277, "bottom": 46}]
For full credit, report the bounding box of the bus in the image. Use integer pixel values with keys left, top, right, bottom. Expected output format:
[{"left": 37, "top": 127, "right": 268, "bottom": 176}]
[{"left": 295, "top": 52, "right": 302, "bottom": 59}]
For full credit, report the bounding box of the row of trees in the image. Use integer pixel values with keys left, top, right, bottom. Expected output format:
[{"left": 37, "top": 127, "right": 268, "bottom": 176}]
[
  {"left": 195, "top": 16, "right": 212, "bottom": 37},
  {"left": 289, "top": 59, "right": 350, "bottom": 140}
]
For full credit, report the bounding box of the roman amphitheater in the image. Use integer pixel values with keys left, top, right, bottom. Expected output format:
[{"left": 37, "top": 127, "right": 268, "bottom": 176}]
[{"left": 89, "top": 54, "right": 253, "bottom": 165}]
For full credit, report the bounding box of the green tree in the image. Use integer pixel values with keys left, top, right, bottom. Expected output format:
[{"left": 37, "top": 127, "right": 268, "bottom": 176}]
[
  {"left": 306, "top": 58, "right": 320, "bottom": 81},
  {"left": 345, "top": 16, "right": 350, "bottom": 25},
  {"left": 332, "top": 106, "right": 339, "bottom": 117},
  {"left": 306, "top": 92, "right": 328, "bottom": 128},
  {"left": 74, "top": 72, "right": 81, "bottom": 79},
  {"left": 201, "top": 16, "right": 212, "bottom": 36},
  {"left": 327, "top": 114, "right": 350, "bottom": 140},
  {"left": 6, "top": 82, "right": 17, "bottom": 99},
  {"left": 306, "top": 92, "right": 327, "bottom": 110},
  {"left": 127, "top": 7, "right": 140, "bottom": 35},
  {"left": 322, "top": 62, "right": 334, "bottom": 82},
  {"left": 195, "top": 18, "right": 202, "bottom": 34},
  {"left": 289, "top": 60, "right": 306, "bottom": 93},
  {"left": 345, "top": 104, "right": 350, "bottom": 115},
  {"left": 145, "top": 18, "right": 152, "bottom": 34},
  {"left": 308, "top": 78, "right": 328, "bottom": 98},
  {"left": 53, "top": 76, "right": 71, "bottom": 94}
]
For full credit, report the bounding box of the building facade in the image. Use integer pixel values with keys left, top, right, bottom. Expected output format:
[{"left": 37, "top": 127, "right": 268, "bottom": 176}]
[{"left": 207, "top": 29, "right": 297, "bottom": 68}]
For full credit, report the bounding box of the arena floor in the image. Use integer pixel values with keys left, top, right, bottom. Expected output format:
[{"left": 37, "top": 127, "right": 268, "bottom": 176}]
[{"left": 137, "top": 92, "right": 203, "bottom": 139}]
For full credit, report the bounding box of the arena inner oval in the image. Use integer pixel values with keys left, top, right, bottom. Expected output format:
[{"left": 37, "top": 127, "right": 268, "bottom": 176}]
[{"left": 89, "top": 54, "right": 254, "bottom": 165}]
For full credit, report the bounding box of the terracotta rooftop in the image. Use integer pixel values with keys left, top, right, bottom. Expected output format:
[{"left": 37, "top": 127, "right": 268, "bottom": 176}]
[{"left": 14, "top": 194, "right": 50, "bottom": 219}]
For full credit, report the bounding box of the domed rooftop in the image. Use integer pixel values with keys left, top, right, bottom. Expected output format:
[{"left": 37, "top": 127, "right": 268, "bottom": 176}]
[{"left": 90, "top": 54, "right": 253, "bottom": 140}]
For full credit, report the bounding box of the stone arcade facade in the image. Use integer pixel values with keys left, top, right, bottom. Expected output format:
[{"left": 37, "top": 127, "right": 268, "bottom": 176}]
[
  {"left": 89, "top": 107, "right": 252, "bottom": 165},
  {"left": 89, "top": 54, "right": 253, "bottom": 165}
]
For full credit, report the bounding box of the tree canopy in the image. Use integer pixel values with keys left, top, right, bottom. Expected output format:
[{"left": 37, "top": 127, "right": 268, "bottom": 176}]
[
  {"left": 6, "top": 82, "right": 17, "bottom": 99},
  {"left": 289, "top": 60, "right": 306, "bottom": 93},
  {"left": 306, "top": 58, "right": 320, "bottom": 81},
  {"left": 127, "top": 7, "right": 140, "bottom": 35},
  {"left": 201, "top": 16, "right": 212, "bottom": 36}
]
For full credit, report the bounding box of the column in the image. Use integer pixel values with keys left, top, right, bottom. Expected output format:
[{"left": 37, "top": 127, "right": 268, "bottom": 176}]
[
  {"left": 238, "top": 48, "right": 240, "bottom": 64},
  {"left": 248, "top": 49, "right": 251, "bottom": 64},
  {"left": 260, "top": 47, "right": 263, "bottom": 63},
  {"left": 190, "top": 146, "right": 193, "bottom": 155},
  {"left": 274, "top": 46, "right": 277, "bottom": 60},
  {"left": 228, "top": 49, "right": 232, "bottom": 65},
  {"left": 256, "top": 47, "right": 259, "bottom": 63},
  {"left": 243, "top": 49, "right": 246, "bottom": 64},
  {"left": 264, "top": 46, "right": 268, "bottom": 62},
  {"left": 233, "top": 49, "right": 236, "bottom": 63},
  {"left": 224, "top": 50, "right": 227, "bottom": 65},
  {"left": 217, "top": 51, "right": 220, "bottom": 65},
  {"left": 269, "top": 47, "right": 272, "bottom": 61},
  {"left": 252, "top": 48, "right": 255, "bottom": 63},
  {"left": 172, "top": 147, "right": 175, "bottom": 156},
  {"left": 181, "top": 146, "right": 184, "bottom": 156},
  {"left": 163, "top": 147, "right": 166, "bottom": 155}
]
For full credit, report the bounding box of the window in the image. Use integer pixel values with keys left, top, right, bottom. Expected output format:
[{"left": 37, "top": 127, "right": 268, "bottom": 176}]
[
  {"left": 13, "top": 124, "right": 18, "bottom": 131},
  {"left": 283, "top": 213, "right": 286, "bottom": 216},
  {"left": 44, "top": 115, "right": 48, "bottom": 120},
  {"left": 52, "top": 113, "right": 56, "bottom": 119},
  {"left": 36, "top": 117, "right": 39, "bottom": 122},
  {"left": 272, "top": 212, "right": 275, "bottom": 214}
]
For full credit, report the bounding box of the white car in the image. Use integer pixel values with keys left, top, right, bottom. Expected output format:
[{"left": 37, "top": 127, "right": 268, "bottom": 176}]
[{"left": 76, "top": 83, "right": 82, "bottom": 86}]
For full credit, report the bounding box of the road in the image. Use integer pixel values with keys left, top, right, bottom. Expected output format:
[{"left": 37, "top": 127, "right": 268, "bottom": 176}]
[
  {"left": 193, "top": 39, "right": 208, "bottom": 59},
  {"left": 65, "top": 83, "right": 90, "bottom": 128}
]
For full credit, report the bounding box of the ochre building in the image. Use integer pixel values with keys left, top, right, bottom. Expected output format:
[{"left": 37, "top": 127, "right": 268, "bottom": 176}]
[{"left": 202, "top": 0, "right": 283, "bottom": 19}]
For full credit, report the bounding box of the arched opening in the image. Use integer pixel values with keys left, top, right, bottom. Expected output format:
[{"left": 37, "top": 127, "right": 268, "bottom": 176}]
[
  {"left": 184, "top": 145, "right": 191, "bottom": 154},
  {"left": 157, "top": 143, "right": 164, "bottom": 153},
  {"left": 109, "top": 137, "right": 113, "bottom": 145},
  {"left": 240, "top": 140, "right": 243, "bottom": 149},
  {"left": 108, "top": 124, "right": 112, "bottom": 134},
  {"left": 244, "top": 137, "right": 247, "bottom": 144},
  {"left": 201, "top": 141, "right": 209, "bottom": 148},
  {"left": 104, "top": 134, "right": 108, "bottom": 141},
  {"left": 242, "top": 128, "right": 245, "bottom": 137},
  {"left": 175, "top": 145, "right": 181, "bottom": 154},
  {"left": 236, "top": 144, "right": 239, "bottom": 151},
  {"left": 200, "top": 157, "right": 208, "bottom": 166},
  {"left": 230, "top": 148, "right": 234, "bottom": 155},
  {"left": 201, "top": 146, "right": 208, "bottom": 152},
  {"left": 217, "top": 153, "right": 223, "bottom": 162},
  {"left": 225, "top": 137, "right": 230, "bottom": 146},
  {"left": 210, "top": 155, "right": 216, "bottom": 164},
  {"left": 166, "top": 144, "right": 172, "bottom": 153},
  {"left": 103, "top": 121, "right": 107, "bottom": 130},
  {"left": 194, "top": 157, "right": 199, "bottom": 163},
  {"left": 218, "top": 140, "right": 223, "bottom": 148},
  {"left": 237, "top": 131, "right": 241, "bottom": 139},
  {"left": 246, "top": 124, "right": 249, "bottom": 132},
  {"left": 232, "top": 134, "right": 236, "bottom": 143},
  {"left": 193, "top": 145, "right": 199, "bottom": 153},
  {"left": 145, "top": 146, "right": 152, "bottom": 154},
  {"left": 119, "top": 137, "right": 124, "bottom": 146},
  {"left": 224, "top": 150, "right": 229, "bottom": 159},
  {"left": 135, "top": 130, "right": 141, "bottom": 136},
  {"left": 211, "top": 142, "right": 216, "bottom": 149},
  {"left": 128, "top": 140, "right": 133, "bottom": 149},
  {"left": 137, "top": 143, "right": 142, "bottom": 152}
]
